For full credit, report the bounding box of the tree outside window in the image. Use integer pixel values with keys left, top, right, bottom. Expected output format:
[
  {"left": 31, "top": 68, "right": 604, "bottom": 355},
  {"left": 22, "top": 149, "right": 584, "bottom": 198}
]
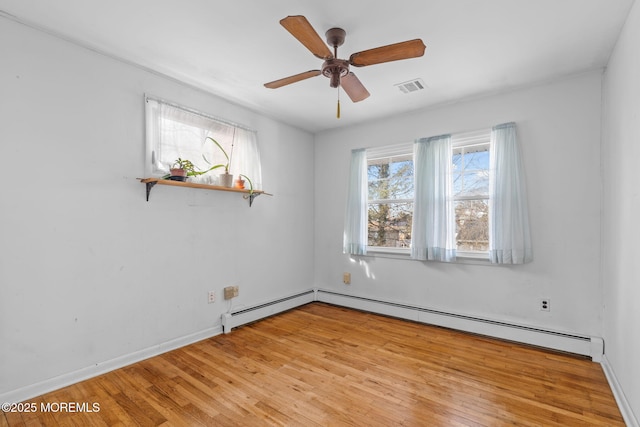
[
  {"left": 452, "top": 142, "right": 490, "bottom": 253},
  {"left": 367, "top": 154, "right": 413, "bottom": 248}
]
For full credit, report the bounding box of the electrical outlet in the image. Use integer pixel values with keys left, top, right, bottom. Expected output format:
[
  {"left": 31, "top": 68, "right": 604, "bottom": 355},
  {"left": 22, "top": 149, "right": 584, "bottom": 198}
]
[
  {"left": 208, "top": 291, "right": 215, "bottom": 304},
  {"left": 343, "top": 272, "right": 351, "bottom": 285},
  {"left": 540, "top": 298, "right": 551, "bottom": 311}
]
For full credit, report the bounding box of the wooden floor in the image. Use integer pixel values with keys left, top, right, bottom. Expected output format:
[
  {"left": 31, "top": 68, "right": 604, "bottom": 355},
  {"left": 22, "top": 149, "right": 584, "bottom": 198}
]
[{"left": 2, "top": 303, "right": 624, "bottom": 426}]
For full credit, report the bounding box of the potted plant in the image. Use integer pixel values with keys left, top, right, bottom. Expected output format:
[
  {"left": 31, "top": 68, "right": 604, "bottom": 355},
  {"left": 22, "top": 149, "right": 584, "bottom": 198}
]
[
  {"left": 204, "top": 136, "right": 234, "bottom": 187},
  {"left": 166, "top": 158, "right": 196, "bottom": 182}
]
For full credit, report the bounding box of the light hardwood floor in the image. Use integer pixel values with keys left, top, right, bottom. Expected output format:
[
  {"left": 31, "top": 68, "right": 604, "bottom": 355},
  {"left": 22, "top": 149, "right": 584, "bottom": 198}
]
[{"left": 2, "top": 303, "right": 624, "bottom": 426}]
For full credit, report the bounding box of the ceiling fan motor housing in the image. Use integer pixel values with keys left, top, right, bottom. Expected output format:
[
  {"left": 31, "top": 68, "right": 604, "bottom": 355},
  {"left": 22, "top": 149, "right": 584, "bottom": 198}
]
[{"left": 322, "top": 59, "right": 350, "bottom": 88}]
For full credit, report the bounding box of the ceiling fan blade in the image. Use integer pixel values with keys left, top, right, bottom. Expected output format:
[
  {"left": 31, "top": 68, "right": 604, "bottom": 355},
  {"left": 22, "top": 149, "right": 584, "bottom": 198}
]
[
  {"left": 341, "top": 72, "right": 370, "bottom": 102},
  {"left": 280, "top": 15, "right": 333, "bottom": 60},
  {"left": 349, "top": 39, "right": 426, "bottom": 67},
  {"left": 264, "top": 70, "right": 322, "bottom": 89}
]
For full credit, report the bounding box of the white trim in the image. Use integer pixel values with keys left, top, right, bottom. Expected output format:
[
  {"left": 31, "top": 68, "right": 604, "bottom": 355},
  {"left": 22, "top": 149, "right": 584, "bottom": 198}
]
[
  {"left": 601, "top": 355, "right": 640, "bottom": 427},
  {"left": 361, "top": 247, "right": 492, "bottom": 264},
  {"left": 366, "top": 142, "right": 413, "bottom": 159},
  {"left": 0, "top": 325, "right": 223, "bottom": 405},
  {"left": 367, "top": 246, "right": 411, "bottom": 256},
  {"left": 451, "top": 129, "right": 491, "bottom": 147}
]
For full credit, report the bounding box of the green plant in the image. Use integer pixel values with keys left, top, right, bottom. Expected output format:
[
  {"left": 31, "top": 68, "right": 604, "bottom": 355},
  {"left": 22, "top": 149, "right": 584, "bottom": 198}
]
[
  {"left": 203, "top": 136, "right": 232, "bottom": 173},
  {"left": 162, "top": 158, "right": 205, "bottom": 179},
  {"left": 171, "top": 158, "right": 196, "bottom": 173},
  {"left": 239, "top": 174, "right": 254, "bottom": 195}
]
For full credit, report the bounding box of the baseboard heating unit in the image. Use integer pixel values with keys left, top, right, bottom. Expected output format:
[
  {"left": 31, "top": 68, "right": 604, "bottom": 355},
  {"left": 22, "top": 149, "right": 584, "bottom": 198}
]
[
  {"left": 316, "top": 290, "right": 603, "bottom": 361},
  {"left": 220, "top": 288, "right": 604, "bottom": 361},
  {"left": 221, "top": 290, "right": 315, "bottom": 334}
]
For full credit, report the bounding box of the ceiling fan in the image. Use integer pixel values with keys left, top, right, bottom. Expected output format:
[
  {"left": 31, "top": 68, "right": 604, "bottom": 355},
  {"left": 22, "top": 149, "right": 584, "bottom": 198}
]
[{"left": 264, "top": 15, "right": 426, "bottom": 114}]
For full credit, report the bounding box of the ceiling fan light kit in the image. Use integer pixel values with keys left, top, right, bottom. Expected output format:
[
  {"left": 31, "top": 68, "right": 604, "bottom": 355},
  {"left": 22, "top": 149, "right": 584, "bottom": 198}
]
[{"left": 265, "top": 15, "right": 426, "bottom": 117}]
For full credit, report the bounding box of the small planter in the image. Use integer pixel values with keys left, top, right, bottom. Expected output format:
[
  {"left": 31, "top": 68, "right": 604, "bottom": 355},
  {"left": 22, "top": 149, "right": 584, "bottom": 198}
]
[
  {"left": 169, "top": 168, "right": 187, "bottom": 182},
  {"left": 219, "top": 172, "right": 234, "bottom": 188}
]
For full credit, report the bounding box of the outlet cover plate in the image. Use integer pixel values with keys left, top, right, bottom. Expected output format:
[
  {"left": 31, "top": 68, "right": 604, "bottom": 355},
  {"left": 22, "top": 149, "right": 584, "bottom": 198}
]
[{"left": 540, "top": 298, "right": 551, "bottom": 311}]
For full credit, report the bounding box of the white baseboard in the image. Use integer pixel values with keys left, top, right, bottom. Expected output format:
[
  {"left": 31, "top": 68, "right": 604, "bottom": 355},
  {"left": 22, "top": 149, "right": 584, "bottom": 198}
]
[
  {"left": 0, "top": 325, "right": 223, "bottom": 405},
  {"left": 601, "top": 355, "right": 639, "bottom": 427}
]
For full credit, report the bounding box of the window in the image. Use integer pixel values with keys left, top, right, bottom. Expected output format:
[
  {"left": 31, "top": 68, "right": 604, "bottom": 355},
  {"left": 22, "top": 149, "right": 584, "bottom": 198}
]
[
  {"left": 364, "top": 131, "right": 491, "bottom": 257},
  {"left": 367, "top": 145, "right": 414, "bottom": 249},
  {"left": 347, "top": 122, "right": 530, "bottom": 264},
  {"left": 145, "top": 96, "right": 262, "bottom": 189},
  {"left": 451, "top": 131, "right": 491, "bottom": 255}
]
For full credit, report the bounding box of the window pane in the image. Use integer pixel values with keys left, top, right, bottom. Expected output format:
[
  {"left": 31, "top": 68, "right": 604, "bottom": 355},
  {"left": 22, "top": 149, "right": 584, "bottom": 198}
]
[
  {"left": 455, "top": 199, "right": 489, "bottom": 252},
  {"left": 464, "top": 147, "right": 490, "bottom": 170},
  {"left": 159, "top": 117, "right": 209, "bottom": 171},
  {"left": 452, "top": 144, "right": 490, "bottom": 197},
  {"left": 368, "top": 202, "right": 413, "bottom": 248},
  {"left": 368, "top": 158, "right": 413, "bottom": 200},
  {"left": 454, "top": 171, "right": 483, "bottom": 196}
]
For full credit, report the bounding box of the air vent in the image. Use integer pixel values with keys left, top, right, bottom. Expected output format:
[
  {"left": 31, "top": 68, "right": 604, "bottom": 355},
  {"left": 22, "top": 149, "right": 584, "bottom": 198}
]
[{"left": 395, "top": 78, "right": 426, "bottom": 94}]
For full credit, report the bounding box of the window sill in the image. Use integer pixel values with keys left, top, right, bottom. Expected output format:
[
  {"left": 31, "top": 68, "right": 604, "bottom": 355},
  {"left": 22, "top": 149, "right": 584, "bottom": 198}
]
[{"left": 363, "top": 247, "right": 491, "bottom": 265}]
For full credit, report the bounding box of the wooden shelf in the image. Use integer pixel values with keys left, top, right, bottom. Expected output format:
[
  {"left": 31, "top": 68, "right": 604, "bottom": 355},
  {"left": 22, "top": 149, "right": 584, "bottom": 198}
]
[{"left": 139, "top": 178, "right": 272, "bottom": 206}]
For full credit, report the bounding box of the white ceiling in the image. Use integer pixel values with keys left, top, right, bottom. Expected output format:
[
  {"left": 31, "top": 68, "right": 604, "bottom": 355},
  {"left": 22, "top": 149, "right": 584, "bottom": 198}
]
[{"left": 0, "top": 0, "right": 634, "bottom": 133}]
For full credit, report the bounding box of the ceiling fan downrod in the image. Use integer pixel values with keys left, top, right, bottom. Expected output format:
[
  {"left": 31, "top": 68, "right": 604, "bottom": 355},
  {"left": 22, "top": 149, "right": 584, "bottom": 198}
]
[{"left": 323, "top": 27, "right": 349, "bottom": 89}]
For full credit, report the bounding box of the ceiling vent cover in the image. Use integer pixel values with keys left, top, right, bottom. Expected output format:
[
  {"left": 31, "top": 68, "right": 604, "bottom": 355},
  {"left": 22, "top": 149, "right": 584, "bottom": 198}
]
[{"left": 395, "top": 78, "right": 426, "bottom": 94}]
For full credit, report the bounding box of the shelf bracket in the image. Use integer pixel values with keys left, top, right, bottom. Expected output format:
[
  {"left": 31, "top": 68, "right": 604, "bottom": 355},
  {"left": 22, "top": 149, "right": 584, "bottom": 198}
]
[
  {"left": 145, "top": 181, "right": 157, "bottom": 201},
  {"left": 243, "top": 192, "right": 260, "bottom": 207}
]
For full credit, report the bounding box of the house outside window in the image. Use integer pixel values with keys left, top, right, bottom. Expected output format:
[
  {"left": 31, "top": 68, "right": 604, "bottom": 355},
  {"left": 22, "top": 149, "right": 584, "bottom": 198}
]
[{"left": 365, "top": 130, "right": 491, "bottom": 258}]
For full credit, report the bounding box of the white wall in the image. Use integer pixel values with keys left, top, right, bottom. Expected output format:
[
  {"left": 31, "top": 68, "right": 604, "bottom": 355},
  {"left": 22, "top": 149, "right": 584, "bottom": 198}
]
[
  {"left": 602, "top": 0, "right": 640, "bottom": 422},
  {"left": 0, "top": 18, "right": 314, "bottom": 400},
  {"left": 314, "top": 71, "right": 603, "bottom": 337}
]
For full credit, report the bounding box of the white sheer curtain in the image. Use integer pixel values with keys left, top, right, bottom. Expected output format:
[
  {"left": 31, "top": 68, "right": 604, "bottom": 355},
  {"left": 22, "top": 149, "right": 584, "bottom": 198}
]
[
  {"left": 489, "top": 122, "right": 532, "bottom": 264},
  {"left": 343, "top": 149, "right": 368, "bottom": 255},
  {"left": 231, "top": 128, "right": 262, "bottom": 190},
  {"left": 145, "top": 96, "right": 261, "bottom": 188},
  {"left": 411, "top": 135, "right": 456, "bottom": 262}
]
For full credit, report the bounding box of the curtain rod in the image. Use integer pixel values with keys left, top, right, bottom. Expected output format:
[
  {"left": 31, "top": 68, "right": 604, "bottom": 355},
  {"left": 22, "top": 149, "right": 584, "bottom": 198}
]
[{"left": 145, "top": 94, "right": 256, "bottom": 133}]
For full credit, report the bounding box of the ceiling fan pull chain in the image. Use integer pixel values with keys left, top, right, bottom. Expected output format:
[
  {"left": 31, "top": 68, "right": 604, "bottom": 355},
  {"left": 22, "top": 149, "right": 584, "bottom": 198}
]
[{"left": 337, "top": 87, "right": 341, "bottom": 119}]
